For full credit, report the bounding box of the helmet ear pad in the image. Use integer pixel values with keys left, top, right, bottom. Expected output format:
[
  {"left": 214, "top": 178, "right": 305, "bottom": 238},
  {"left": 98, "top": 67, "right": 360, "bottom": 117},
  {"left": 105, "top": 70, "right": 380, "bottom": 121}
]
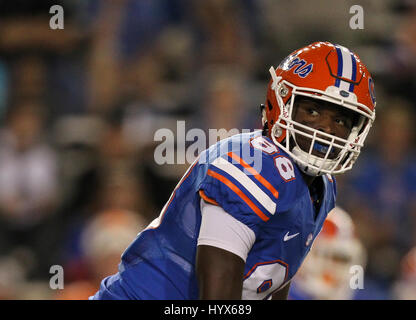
[{"left": 265, "top": 86, "right": 291, "bottom": 144}]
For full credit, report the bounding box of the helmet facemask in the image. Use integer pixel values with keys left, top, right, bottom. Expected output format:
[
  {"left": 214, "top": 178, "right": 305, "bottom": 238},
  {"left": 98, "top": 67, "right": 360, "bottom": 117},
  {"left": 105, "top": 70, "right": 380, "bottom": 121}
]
[{"left": 265, "top": 67, "right": 375, "bottom": 176}]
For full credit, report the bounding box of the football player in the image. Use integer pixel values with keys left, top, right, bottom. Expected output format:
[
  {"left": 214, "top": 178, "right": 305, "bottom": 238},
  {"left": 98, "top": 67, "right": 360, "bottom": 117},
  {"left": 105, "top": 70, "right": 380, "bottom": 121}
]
[
  {"left": 289, "top": 206, "right": 366, "bottom": 300},
  {"left": 91, "top": 42, "right": 376, "bottom": 300},
  {"left": 393, "top": 246, "right": 416, "bottom": 300}
]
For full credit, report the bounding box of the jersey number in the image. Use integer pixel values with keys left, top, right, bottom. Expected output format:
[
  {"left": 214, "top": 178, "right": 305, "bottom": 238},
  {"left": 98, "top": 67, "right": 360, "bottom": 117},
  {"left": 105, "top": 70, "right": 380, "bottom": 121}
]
[
  {"left": 250, "top": 136, "right": 278, "bottom": 154},
  {"left": 274, "top": 156, "right": 295, "bottom": 182},
  {"left": 242, "top": 260, "right": 288, "bottom": 300}
]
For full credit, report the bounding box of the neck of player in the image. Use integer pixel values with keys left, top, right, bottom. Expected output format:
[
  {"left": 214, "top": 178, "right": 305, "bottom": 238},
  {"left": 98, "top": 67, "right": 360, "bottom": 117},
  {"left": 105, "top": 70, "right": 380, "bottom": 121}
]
[{"left": 300, "top": 172, "right": 316, "bottom": 187}]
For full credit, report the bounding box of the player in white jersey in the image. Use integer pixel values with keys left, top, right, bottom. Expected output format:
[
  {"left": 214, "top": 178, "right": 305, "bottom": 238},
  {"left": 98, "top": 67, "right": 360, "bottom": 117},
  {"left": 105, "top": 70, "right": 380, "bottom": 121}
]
[{"left": 289, "top": 206, "right": 366, "bottom": 300}]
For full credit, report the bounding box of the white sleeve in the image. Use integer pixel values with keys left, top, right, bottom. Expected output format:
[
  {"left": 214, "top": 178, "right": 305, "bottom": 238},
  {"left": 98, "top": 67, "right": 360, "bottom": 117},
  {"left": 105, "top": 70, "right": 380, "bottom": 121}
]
[{"left": 197, "top": 199, "right": 256, "bottom": 262}]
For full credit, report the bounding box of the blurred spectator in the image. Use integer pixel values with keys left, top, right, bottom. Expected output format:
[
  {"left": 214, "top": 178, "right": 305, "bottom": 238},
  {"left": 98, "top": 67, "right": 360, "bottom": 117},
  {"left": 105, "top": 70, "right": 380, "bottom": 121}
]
[
  {"left": 0, "top": 252, "right": 29, "bottom": 299},
  {"left": 0, "top": 100, "right": 58, "bottom": 225},
  {"left": 289, "top": 207, "right": 366, "bottom": 300},
  {"left": 387, "top": 1, "right": 416, "bottom": 103},
  {"left": 194, "top": 67, "right": 254, "bottom": 135},
  {"left": 0, "top": 99, "right": 59, "bottom": 280},
  {"left": 190, "top": 0, "right": 256, "bottom": 71},
  {"left": 393, "top": 246, "right": 416, "bottom": 300},
  {"left": 0, "top": 0, "right": 87, "bottom": 115},
  {"left": 338, "top": 100, "right": 416, "bottom": 298},
  {"left": 55, "top": 208, "right": 147, "bottom": 300},
  {"left": 10, "top": 55, "right": 47, "bottom": 102},
  {"left": 59, "top": 155, "right": 153, "bottom": 285},
  {"left": 0, "top": 249, "right": 52, "bottom": 299},
  {"left": 86, "top": 0, "right": 186, "bottom": 113},
  {"left": 0, "top": 0, "right": 81, "bottom": 55}
]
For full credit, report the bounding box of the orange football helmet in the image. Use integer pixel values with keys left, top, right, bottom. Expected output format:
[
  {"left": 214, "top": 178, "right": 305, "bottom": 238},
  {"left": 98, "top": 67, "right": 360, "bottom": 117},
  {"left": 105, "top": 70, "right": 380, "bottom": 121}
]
[
  {"left": 262, "top": 41, "right": 376, "bottom": 176},
  {"left": 393, "top": 247, "right": 416, "bottom": 299},
  {"left": 295, "top": 206, "right": 366, "bottom": 299}
]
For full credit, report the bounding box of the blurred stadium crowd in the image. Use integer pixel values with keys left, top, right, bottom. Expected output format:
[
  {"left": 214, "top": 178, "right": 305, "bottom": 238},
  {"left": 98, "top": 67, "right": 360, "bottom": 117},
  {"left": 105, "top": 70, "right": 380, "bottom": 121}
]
[{"left": 0, "top": 0, "right": 415, "bottom": 299}]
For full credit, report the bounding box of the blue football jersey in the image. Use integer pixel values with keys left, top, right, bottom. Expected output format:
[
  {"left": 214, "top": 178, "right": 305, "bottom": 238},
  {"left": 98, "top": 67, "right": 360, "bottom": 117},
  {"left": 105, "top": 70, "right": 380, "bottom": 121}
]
[{"left": 91, "top": 130, "right": 336, "bottom": 300}]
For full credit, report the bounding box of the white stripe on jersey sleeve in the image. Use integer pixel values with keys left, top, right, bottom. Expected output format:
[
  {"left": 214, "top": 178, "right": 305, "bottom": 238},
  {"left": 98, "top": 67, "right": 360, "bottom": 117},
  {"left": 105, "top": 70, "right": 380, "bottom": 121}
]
[
  {"left": 211, "top": 157, "right": 276, "bottom": 215},
  {"left": 197, "top": 199, "right": 256, "bottom": 262}
]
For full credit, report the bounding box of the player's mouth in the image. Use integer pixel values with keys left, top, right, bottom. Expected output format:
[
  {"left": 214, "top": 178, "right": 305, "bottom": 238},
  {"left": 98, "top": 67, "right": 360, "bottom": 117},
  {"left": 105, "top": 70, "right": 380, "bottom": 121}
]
[
  {"left": 295, "top": 135, "right": 340, "bottom": 159},
  {"left": 312, "top": 141, "right": 335, "bottom": 157}
]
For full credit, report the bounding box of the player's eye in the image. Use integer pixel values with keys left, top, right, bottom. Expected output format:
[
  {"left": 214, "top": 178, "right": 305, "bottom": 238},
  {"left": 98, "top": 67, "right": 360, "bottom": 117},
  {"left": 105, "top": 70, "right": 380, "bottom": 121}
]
[
  {"left": 336, "top": 118, "right": 345, "bottom": 126},
  {"left": 308, "top": 108, "right": 319, "bottom": 116},
  {"left": 336, "top": 117, "right": 352, "bottom": 129}
]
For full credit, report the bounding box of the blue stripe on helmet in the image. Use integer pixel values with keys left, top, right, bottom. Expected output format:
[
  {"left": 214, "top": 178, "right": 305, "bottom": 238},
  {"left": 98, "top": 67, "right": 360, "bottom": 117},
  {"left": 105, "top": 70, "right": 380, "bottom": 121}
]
[
  {"left": 349, "top": 53, "right": 357, "bottom": 92},
  {"left": 335, "top": 46, "right": 343, "bottom": 87}
]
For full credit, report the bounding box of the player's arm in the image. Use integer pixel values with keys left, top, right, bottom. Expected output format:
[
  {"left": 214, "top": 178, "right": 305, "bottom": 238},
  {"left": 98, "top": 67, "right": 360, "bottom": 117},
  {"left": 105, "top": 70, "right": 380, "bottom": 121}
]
[
  {"left": 196, "top": 199, "right": 256, "bottom": 300},
  {"left": 271, "top": 281, "right": 291, "bottom": 300},
  {"left": 196, "top": 245, "right": 245, "bottom": 299}
]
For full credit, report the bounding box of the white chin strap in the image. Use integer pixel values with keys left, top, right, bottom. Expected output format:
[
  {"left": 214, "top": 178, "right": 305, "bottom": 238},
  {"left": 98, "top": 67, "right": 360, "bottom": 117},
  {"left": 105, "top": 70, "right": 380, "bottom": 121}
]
[{"left": 291, "top": 145, "right": 338, "bottom": 176}]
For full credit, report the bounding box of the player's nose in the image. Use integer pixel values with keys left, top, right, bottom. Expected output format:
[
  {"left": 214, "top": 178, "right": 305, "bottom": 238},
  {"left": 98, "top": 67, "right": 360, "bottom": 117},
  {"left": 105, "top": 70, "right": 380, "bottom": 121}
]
[{"left": 315, "top": 114, "right": 335, "bottom": 136}]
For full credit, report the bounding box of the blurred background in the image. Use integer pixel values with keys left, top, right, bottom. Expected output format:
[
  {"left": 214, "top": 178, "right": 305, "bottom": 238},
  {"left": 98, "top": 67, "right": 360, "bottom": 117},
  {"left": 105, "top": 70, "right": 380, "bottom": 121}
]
[{"left": 0, "top": 0, "right": 415, "bottom": 299}]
